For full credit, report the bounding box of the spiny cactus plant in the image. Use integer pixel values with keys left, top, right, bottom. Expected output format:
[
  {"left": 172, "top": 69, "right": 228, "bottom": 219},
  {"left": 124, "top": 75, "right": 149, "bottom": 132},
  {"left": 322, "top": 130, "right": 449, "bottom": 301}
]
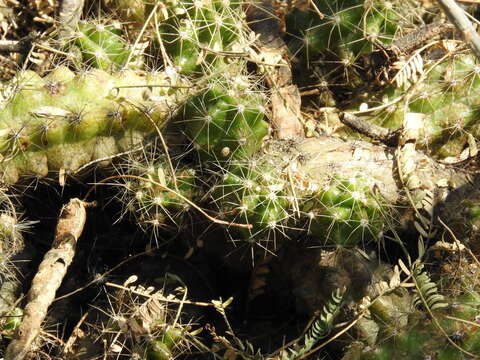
[
  {"left": 0, "top": 191, "right": 30, "bottom": 346},
  {"left": 145, "top": 326, "right": 185, "bottom": 360},
  {"left": 159, "top": 0, "right": 247, "bottom": 75},
  {"left": 0, "top": 65, "right": 190, "bottom": 184},
  {"left": 0, "top": 191, "right": 27, "bottom": 279},
  {"left": 209, "top": 158, "right": 292, "bottom": 251},
  {"left": 89, "top": 274, "right": 197, "bottom": 359},
  {"left": 353, "top": 291, "right": 480, "bottom": 359},
  {"left": 301, "top": 176, "right": 387, "bottom": 248},
  {"left": 343, "top": 255, "right": 480, "bottom": 360},
  {"left": 358, "top": 52, "right": 480, "bottom": 160},
  {"left": 105, "top": 0, "right": 249, "bottom": 75},
  {"left": 286, "top": 0, "right": 410, "bottom": 89},
  {"left": 115, "top": 147, "right": 197, "bottom": 240},
  {"left": 0, "top": 307, "right": 23, "bottom": 340},
  {"left": 182, "top": 65, "right": 269, "bottom": 161},
  {"left": 72, "top": 21, "right": 141, "bottom": 70}
]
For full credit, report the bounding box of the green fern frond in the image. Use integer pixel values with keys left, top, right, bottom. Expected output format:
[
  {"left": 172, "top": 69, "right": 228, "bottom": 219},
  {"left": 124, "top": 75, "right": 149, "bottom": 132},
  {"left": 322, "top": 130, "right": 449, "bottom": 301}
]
[
  {"left": 284, "top": 286, "right": 346, "bottom": 359},
  {"left": 412, "top": 263, "right": 448, "bottom": 311}
]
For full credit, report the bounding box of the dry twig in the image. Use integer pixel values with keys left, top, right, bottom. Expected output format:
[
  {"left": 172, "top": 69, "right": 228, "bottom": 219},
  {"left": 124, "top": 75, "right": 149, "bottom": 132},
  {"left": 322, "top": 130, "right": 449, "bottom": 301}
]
[
  {"left": 4, "top": 198, "right": 93, "bottom": 360},
  {"left": 339, "top": 112, "right": 400, "bottom": 146},
  {"left": 436, "top": 0, "right": 480, "bottom": 59},
  {"left": 58, "top": 0, "right": 85, "bottom": 39}
]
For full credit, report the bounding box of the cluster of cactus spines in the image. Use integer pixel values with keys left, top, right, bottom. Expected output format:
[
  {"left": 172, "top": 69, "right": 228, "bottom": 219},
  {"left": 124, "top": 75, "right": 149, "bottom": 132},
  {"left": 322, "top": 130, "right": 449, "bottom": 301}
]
[
  {"left": 159, "top": 0, "right": 246, "bottom": 75},
  {"left": 207, "top": 158, "right": 388, "bottom": 252},
  {"left": 0, "top": 66, "right": 190, "bottom": 184},
  {"left": 117, "top": 150, "right": 197, "bottom": 239},
  {"left": 0, "top": 191, "right": 28, "bottom": 344},
  {"left": 209, "top": 158, "right": 292, "bottom": 249},
  {"left": 302, "top": 176, "right": 386, "bottom": 248},
  {"left": 72, "top": 21, "right": 140, "bottom": 71},
  {"left": 358, "top": 52, "right": 480, "bottom": 160},
  {"left": 182, "top": 68, "right": 269, "bottom": 161},
  {"left": 286, "top": 0, "right": 404, "bottom": 88},
  {"left": 0, "top": 191, "right": 26, "bottom": 278}
]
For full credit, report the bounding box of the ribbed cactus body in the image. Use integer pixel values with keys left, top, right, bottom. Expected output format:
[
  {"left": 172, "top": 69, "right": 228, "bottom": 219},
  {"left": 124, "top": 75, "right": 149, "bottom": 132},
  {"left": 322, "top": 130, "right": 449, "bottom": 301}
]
[
  {"left": 211, "top": 160, "right": 290, "bottom": 242},
  {"left": 146, "top": 327, "right": 184, "bottom": 360},
  {"left": 348, "top": 277, "right": 480, "bottom": 360},
  {"left": 183, "top": 77, "right": 268, "bottom": 161},
  {"left": 303, "top": 177, "right": 385, "bottom": 247},
  {"left": 120, "top": 154, "right": 197, "bottom": 235},
  {"left": 73, "top": 22, "right": 133, "bottom": 70},
  {"left": 367, "top": 54, "right": 480, "bottom": 160},
  {"left": 0, "top": 67, "right": 189, "bottom": 184},
  {"left": 286, "top": 0, "right": 400, "bottom": 85},
  {"left": 159, "top": 0, "right": 246, "bottom": 75}
]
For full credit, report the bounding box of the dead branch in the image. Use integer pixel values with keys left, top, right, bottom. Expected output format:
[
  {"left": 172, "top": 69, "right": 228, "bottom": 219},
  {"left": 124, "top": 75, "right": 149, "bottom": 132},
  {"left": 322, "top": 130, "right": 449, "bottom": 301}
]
[
  {"left": 339, "top": 112, "right": 400, "bottom": 146},
  {"left": 4, "top": 198, "right": 92, "bottom": 360},
  {"left": 436, "top": 0, "right": 480, "bottom": 59},
  {"left": 57, "top": 0, "right": 85, "bottom": 40}
]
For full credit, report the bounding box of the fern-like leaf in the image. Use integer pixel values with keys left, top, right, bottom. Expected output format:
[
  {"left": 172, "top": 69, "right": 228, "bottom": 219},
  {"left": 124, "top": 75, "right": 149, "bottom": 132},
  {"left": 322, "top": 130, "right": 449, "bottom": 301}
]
[
  {"left": 412, "top": 263, "right": 448, "bottom": 311},
  {"left": 284, "top": 287, "right": 346, "bottom": 359},
  {"left": 391, "top": 52, "right": 424, "bottom": 88}
]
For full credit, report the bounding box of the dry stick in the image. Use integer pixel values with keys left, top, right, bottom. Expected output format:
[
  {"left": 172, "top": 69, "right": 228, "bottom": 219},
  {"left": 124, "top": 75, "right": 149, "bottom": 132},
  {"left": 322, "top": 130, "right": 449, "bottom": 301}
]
[
  {"left": 123, "top": 1, "right": 160, "bottom": 68},
  {"left": 0, "top": 40, "right": 25, "bottom": 52},
  {"left": 105, "top": 282, "right": 215, "bottom": 307},
  {"left": 57, "top": 0, "right": 85, "bottom": 39},
  {"left": 339, "top": 112, "right": 400, "bottom": 146},
  {"left": 4, "top": 199, "right": 93, "bottom": 360},
  {"left": 62, "top": 310, "right": 90, "bottom": 355},
  {"left": 436, "top": 0, "right": 480, "bottom": 59}
]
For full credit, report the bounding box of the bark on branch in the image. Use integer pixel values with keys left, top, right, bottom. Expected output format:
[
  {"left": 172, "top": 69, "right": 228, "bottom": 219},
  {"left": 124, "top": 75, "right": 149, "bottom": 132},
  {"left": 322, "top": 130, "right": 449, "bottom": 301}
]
[
  {"left": 5, "top": 198, "right": 91, "bottom": 360},
  {"left": 437, "top": 0, "right": 480, "bottom": 59}
]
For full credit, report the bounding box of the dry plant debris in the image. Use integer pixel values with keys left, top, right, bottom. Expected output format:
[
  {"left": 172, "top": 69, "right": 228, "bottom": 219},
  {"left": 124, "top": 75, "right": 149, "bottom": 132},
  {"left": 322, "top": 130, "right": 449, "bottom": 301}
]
[{"left": 4, "top": 198, "right": 93, "bottom": 360}]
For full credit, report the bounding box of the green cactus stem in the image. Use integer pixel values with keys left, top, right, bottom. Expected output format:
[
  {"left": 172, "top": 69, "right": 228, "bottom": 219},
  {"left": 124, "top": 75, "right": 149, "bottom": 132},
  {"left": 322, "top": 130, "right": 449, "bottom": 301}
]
[{"left": 0, "top": 66, "right": 190, "bottom": 184}]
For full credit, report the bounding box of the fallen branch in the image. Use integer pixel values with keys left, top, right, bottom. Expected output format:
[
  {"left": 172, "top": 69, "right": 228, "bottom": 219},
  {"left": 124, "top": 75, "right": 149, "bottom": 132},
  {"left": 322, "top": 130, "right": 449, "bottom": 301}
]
[
  {"left": 436, "top": 0, "right": 480, "bottom": 59},
  {"left": 339, "top": 112, "right": 400, "bottom": 146},
  {"left": 57, "top": 0, "right": 85, "bottom": 40},
  {"left": 4, "top": 198, "right": 93, "bottom": 360}
]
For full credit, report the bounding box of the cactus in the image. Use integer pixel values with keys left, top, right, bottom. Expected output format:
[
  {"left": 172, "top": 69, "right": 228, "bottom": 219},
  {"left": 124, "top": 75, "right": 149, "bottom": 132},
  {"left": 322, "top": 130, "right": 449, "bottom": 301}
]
[
  {"left": 182, "top": 67, "right": 269, "bottom": 161},
  {"left": 160, "top": 0, "right": 246, "bottom": 75},
  {"left": 352, "top": 293, "right": 480, "bottom": 360},
  {"left": 116, "top": 149, "right": 197, "bottom": 239},
  {"left": 146, "top": 326, "right": 185, "bottom": 360},
  {"left": 0, "top": 66, "right": 190, "bottom": 184},
  {"left": 302, "top": 176, "right": 386, "bottom": 248},
  {"left": 0, "top": 307, "right": 23, "bottom": 339},
  {"left": 285, "top": 0, "right": 408, "bottom": 89},
  {"left": 72, "top": 21, "right": 137, "bottom": 70},
  {"left": 343, "top": 255, "right": 480, "bottom": 360},
  {"left": 210, "top": 159, "right": 292, "bottom": 248},
  {"left": 358, "top": 53, "right": 480, "bottom": 160}
]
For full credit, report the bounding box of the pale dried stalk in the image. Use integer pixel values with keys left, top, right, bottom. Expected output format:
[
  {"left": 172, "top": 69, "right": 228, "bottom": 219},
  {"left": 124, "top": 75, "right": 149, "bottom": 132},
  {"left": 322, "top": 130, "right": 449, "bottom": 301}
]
[
  {"left": 4, "top": 198, "right": 90, "bottom": 360},
  {"left": 436, "top": 0, "right": 480, "bottom": 59},
  {"left": 58, "top": 0, "right": 85, "bottom": 39}
]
